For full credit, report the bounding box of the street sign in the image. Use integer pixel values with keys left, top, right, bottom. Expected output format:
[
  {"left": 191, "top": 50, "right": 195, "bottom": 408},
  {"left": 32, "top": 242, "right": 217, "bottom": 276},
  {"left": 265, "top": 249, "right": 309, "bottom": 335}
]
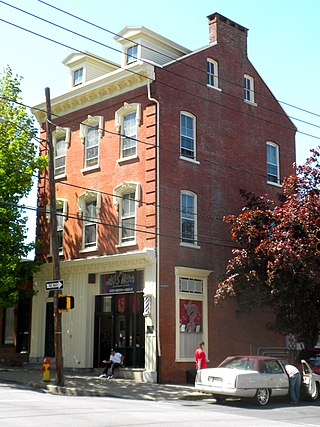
[{"left": 45, "top": 280, "right": 64, "bottom": 290}]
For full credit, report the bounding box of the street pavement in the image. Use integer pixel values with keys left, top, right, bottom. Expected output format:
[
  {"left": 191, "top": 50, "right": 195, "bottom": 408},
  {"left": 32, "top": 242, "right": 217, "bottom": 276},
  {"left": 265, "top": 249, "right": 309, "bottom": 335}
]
[{"left": 0, "top": 365, "right": 212, "bottom": 401}]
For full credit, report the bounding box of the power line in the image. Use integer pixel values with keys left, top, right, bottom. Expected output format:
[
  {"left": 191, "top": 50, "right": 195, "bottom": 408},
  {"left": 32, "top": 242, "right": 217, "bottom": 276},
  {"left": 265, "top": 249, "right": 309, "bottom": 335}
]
[
  {"left": 36, "top": 0, "right": 320, "bottom": 122},
  {"left": 1, "top": 9, "right": 319, "bottom": 139},
  {"left": 0, "top": 199, "right": 235, "bottom": 248}
]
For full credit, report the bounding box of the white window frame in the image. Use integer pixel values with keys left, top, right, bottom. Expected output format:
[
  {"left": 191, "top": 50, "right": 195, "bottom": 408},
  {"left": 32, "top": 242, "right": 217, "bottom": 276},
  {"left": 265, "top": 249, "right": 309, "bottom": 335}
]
[
  {"left": 206, "top": 58, "right": 220, "bottom": 89},
  {"left": 73, "top": 68, "right": 83, "bottom": 86},
  {"left": 244, "top": 74, "right": 255, "bottom": 104},
  {"left": 53, "top": 127, "right": 70, "bottom": 178},
  {"left": 80, "top": 115, "right": 104, "bottom": 171},
  {"left": 78, "top": 191, "right": 101, "bottom": 252},
  {"left": 180, "top": 112, "right": 198, "bottom": 163},
  {"left": 46, "top": 199, "right": 68, "bottom": 255},
  {"left": 126, "top": 44, "right": 138, "bottom": 64},
  {"left": 180, "top": 190, "right": 199, "bottom": 247},
  {"left": 115, "top": 103, "right": 141, "bottom": 162},
  {"left": 266, "top": 141, "right": 281, "bottom": 186},
  {"left": 113, "top": 182, "right": 141, "bottom": 247},
  {"left": 175, "top": 266, "right": 210, "bottom": 362}
]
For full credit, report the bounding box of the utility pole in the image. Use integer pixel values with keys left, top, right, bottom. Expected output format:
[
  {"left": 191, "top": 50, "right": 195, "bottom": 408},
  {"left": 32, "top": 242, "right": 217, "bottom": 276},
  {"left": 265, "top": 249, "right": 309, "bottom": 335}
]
[{"left": 45, "top": 87, "right": 64, "bottom": 386}]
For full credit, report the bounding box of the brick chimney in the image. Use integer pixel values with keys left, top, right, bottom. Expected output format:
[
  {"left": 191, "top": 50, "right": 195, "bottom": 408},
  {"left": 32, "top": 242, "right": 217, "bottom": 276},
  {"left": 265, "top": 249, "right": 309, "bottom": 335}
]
[{"left": 207, "top": 12, "right": 248, "bottom": 58}]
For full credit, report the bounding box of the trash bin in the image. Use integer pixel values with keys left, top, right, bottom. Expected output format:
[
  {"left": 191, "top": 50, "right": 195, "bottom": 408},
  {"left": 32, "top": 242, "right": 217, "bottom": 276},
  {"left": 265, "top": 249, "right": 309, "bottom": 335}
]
[{"left": 186, "top": 369, "right": 196, "bottom": 384}]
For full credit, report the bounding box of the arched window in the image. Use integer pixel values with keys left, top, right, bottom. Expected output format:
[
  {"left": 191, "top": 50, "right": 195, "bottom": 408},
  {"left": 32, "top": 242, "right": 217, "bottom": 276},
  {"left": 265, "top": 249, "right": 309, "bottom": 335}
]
[
  {"left": 266, "top": 141, "right": 280, "bottom": 185},
  {"left": 180, "top": 112, "right": 196, "bottom": 161},
  {"left": 207, "top": 58, "right": 219, "bottom": 88},
  {"left": 180, "top": 190, "right": 197, "bottom": 245}
]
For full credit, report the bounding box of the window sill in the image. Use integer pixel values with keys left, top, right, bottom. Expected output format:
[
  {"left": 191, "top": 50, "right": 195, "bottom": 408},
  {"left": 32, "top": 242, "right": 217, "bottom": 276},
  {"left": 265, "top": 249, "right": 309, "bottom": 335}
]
[
  {"left": 179, "top": 156, "right": 200, "bottom": 165},
  {"left": 243, "top": 99, "right": 257, "bottom": 107},
  {"left": 54, "top": 173, "right": 67, "bottom": 181},
  {"left": 79, "top": 246, "right": 98, "bottom": 253},
  {"left": 180, "top": 242, "right": 201, "bottom": 250},
  {"left": 81, "top": 165, "right": 100, "bottom": 174},
  {"left": 117, "top": 155, "right": 139, "bottom": 164},
  {"left": 116, "top": 241, "right": 137, "bottom": 248},
  {"left": 206, "top": 84, "right": 222, "bottom": 92},
  {"left": 267, "top": 180, "right": 282, "bottom": 188}
]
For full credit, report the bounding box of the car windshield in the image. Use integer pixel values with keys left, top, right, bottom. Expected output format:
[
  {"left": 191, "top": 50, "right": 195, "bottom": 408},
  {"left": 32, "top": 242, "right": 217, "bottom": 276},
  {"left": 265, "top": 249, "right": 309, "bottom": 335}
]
[{"left": 219, "top": 358, "right": 257, "bottom": 371}]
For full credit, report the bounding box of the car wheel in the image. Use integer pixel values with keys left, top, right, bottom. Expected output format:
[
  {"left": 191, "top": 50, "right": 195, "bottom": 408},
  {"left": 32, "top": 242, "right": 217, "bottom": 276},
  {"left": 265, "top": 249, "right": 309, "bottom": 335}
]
[
  {"left": 214, "top": 396, "right": 226, "bottom": 404},
  {"left": 255, "top": 388, "right": 270, "bottom": 406}
]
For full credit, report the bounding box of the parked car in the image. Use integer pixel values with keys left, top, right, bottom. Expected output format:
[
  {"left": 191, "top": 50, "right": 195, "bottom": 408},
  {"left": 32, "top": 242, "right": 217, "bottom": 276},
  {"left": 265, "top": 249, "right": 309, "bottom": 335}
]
[
  {"left": 296, "top": 348, "right": 320, "bottom": 375},
  {"left": 195, "top": 355, "right": 320, "bottom": 406}
]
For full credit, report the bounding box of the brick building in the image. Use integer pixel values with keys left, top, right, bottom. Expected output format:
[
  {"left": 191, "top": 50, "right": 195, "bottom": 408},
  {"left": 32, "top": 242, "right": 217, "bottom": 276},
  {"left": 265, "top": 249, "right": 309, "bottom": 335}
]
[{"left": 30, "top": 13, "right": 296, "bottom": 383}]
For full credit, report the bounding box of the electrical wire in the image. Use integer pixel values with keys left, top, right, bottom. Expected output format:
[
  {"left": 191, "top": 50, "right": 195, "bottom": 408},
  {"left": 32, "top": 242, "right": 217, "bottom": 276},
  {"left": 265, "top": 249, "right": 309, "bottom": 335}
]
[
  {"left": 0, "top": 199, "right": 235, "bottom": 248},
  {"left": 1, "top": 10, "right": 319, "bottom": 140}
]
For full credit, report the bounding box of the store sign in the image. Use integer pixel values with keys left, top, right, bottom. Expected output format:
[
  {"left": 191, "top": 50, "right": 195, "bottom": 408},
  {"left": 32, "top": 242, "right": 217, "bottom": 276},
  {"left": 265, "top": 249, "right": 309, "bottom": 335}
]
[{"left": 100, "top": 271, "right": 136, "bottom": 294}]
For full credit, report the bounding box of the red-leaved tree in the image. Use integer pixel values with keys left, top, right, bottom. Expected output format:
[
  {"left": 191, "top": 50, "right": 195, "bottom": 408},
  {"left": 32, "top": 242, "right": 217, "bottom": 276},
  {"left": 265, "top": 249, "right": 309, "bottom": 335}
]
[{"left": 215, "top": 149, "right": 320, "bottom": 348}]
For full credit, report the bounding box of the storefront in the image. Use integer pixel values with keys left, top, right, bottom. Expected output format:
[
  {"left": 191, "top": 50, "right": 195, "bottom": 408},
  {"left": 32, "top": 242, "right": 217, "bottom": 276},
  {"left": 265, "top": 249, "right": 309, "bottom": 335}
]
[{"left": 94, "top": 270, "right": 145, "bottom": 367}]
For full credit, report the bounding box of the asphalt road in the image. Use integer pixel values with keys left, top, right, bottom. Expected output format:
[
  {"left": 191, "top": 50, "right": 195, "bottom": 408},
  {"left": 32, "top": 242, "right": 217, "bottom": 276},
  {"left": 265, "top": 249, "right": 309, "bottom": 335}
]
[{"left": 1, "top": 381, "right": 320, "bottom": 427}]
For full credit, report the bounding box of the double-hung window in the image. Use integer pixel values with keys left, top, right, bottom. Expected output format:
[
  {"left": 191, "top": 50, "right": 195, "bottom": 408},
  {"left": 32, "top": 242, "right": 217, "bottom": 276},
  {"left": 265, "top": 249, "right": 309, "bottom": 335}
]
[
  {"left": 113, "top": 182, "right": 140, "bottom": 246},
  {"left": 127, "top": 45, "right": 138, "bottom": 64},
  {"left": 53, "top": 128, "right": 70, "bottom": 178},
  {"left": 115, "top": 103, "right": 141, "bottom": 161},
  {"left": 84, "top": 199, "right": 97, "bottom": 248},
  {"left": 80, "top": 116, "right": 103, "bottom": 170},
  {"left": 73, "top": 68, "right": 83, "bottom": 86},
  {"left": 207, "top": 59, "right": 219, "bottom": 88},
  {"left": 122, "top": 112, "right": 137, "bottom": 158},
  {"left": 86, "top": 125, "right": 99, "bottom": 168},
  {"left": 180, "top": 112, "right": 196, "bottom": 160},
  {"left": 78, "top": 191, "right": 100, "bottom": 251},
  {"left": 266, "top": 141, "right": 280, "bottom": 184},
  {"left": 181, "top": 191, "right": 197, "bottom": 245},
  {"left": 244, "top": 74, "right": 255, "bottom": 103},
  {"left": 121, "top": 192, "right": 136, "bottom": 244},
  {"left": 46, "top": 199, "right": 67, "bottom": 255}
]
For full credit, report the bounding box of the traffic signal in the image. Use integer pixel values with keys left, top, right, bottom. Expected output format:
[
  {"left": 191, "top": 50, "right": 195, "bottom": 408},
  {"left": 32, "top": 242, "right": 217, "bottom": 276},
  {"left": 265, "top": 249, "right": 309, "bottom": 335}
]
[
  {"left": 58, "top": 294, "right": 75, "bottom": 312},
  {"left": 315, "top": 218, "right": 320, "bottom": 253}
]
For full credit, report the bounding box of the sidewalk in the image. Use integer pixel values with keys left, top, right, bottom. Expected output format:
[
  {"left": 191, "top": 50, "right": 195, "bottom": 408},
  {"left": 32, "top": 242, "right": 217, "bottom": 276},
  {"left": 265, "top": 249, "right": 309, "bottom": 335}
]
[{"left": 0, "top": 366, "right": 212, "bottom": 401}]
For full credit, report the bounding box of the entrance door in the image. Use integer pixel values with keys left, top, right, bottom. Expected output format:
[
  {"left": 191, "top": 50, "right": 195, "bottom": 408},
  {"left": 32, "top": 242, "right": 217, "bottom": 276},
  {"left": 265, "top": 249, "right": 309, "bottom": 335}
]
[
  {"left": 44, "top": 302, "right": 54, "bottom": 357},
  {"left": 94, "top": 294, "right": 145, "bottom": 368}
]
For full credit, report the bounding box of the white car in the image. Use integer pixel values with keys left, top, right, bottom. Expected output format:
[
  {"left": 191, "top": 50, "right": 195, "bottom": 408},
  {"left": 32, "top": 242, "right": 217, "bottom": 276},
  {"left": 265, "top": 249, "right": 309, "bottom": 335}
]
[{"left": 195, "top": 355, "right": 320, "bottom": 406}]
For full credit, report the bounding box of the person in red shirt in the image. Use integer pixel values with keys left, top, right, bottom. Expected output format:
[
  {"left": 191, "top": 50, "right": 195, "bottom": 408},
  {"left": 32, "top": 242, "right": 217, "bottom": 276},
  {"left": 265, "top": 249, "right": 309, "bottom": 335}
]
[{"left": 195, "top": 341, "right": 207, "bottom": 370}]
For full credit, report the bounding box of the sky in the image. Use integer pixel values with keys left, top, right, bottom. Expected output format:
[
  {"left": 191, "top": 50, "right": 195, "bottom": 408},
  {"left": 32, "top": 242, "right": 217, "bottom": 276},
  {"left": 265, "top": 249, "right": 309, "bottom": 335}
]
[{"left": 1, "top": 0, "right": 320, "bottom": 256}]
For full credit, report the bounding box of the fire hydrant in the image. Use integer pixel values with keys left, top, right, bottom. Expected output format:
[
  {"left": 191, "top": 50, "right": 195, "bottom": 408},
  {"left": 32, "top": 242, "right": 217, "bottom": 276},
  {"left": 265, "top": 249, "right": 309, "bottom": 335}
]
[{"left": 41, "top": 357, "right": 51, "bottom": 382}]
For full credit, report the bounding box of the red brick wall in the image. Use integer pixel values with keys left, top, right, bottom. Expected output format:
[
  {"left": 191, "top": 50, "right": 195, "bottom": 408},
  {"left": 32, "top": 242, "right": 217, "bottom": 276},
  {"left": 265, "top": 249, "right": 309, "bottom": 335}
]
[{"left": 153, "top": 34, "right": 295, "bottom": 382}]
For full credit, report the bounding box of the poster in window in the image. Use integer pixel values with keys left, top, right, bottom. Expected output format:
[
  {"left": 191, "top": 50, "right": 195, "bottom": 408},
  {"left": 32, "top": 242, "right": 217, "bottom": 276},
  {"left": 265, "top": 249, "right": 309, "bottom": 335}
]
[{"left": 180, "top": 299, "right": 202, "bottom": 332}]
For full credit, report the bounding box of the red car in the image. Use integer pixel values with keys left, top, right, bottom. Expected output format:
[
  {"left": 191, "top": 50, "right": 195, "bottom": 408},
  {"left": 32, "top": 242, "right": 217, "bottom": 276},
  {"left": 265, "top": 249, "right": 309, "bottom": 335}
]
[{"left": 296, "top": 348, "right": 320, "bottom": 375}]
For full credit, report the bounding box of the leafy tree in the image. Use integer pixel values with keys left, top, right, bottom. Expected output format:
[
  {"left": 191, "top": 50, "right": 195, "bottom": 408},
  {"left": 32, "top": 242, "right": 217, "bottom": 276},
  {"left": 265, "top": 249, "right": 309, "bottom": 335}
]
[
  {"left": 0, "top": 66, "right": 45, "bottom": 307},
  {"left": 215, "top": 150, "right": 320, "bottom": 348}
]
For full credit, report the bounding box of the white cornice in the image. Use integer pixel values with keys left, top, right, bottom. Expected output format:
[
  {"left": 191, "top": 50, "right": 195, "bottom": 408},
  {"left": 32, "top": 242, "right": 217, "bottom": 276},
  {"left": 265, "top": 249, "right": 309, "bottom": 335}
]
[{"left": 32, "top": 63, "right": 155, "bottom": 124}]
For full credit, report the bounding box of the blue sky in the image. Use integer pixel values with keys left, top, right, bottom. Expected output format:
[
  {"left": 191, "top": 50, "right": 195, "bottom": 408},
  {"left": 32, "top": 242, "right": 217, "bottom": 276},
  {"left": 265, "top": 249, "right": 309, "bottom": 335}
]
[{"left": 1, "top": 0, "right": 320, "bottom": 253}]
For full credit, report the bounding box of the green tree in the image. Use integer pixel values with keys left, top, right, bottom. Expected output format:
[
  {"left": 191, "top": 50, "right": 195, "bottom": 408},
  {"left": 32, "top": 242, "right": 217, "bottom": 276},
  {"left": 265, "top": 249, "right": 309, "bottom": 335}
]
[
  {"left": 0, "top": 66, "right": 45, "bottom": 307},
  {"left": 215, "top": 150, "right": 320, "bottom": 348}
]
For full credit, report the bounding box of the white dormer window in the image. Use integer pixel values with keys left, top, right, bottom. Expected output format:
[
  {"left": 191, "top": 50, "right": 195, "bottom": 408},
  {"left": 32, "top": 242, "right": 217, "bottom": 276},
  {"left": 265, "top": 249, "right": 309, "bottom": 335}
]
[
  {"left": 73, "top": 68, "right": 83, "bottom": 86},
  {"left": 126, "top": 45, "right": 138, "bottom": 64}
]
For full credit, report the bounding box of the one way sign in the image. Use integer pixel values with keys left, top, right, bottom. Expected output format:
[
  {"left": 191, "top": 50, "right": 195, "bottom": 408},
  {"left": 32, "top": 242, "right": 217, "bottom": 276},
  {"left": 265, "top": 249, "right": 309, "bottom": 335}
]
[{"left": 45, "top": 280, "right": 64, "bottom": 290}]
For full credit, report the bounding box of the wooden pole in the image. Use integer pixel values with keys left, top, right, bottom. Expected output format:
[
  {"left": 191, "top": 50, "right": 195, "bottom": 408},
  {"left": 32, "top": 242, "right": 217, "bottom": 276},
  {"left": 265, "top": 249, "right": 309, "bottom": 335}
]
[{"left": 45, "top": 87, "right": 64, "bottom": 386}]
